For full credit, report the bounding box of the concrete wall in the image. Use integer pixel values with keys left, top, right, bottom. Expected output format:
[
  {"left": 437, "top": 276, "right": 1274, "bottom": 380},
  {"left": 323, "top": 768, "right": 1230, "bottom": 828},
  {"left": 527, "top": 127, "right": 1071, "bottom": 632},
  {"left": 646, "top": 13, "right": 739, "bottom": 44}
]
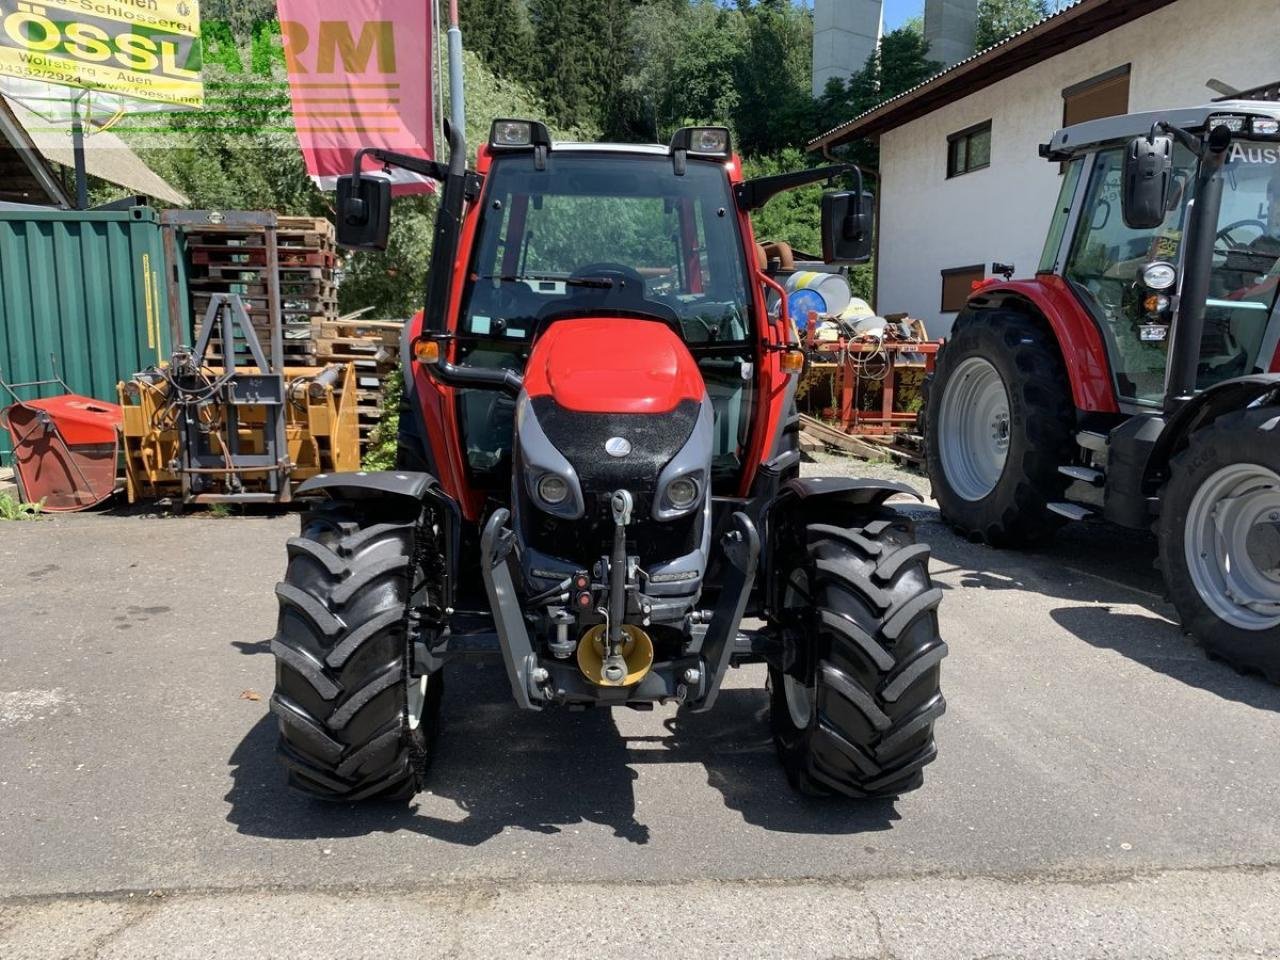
[
  {"left": 875, "top": 0, "right": 1280, "bottom": 339},
  {"left": 812, "top": 0, "right": 883, "bottom": 97},
  {"left": 924, "top": 0, "right": 978, "bottom": 69}
]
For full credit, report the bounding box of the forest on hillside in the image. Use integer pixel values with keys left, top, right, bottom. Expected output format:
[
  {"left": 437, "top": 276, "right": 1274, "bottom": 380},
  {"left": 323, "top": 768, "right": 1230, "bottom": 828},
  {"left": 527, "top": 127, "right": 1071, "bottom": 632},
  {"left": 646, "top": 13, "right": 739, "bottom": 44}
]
[{"left": 108, "top": 0, "right": 1052, "bottom": 316}]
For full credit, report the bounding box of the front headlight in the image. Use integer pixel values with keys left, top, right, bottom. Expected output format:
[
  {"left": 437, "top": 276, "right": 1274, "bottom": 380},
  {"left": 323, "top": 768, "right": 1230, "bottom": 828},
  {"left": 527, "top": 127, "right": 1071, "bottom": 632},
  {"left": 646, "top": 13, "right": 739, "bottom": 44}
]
[
  {"left": 666, "top": 476, "right": 699, "bottom": 510},
  {"left": 537, "top": 474, "right": 569, "bottom": 505},
  {"left": 1141, "top": 261, "right": 1177, "bottom": 291}
]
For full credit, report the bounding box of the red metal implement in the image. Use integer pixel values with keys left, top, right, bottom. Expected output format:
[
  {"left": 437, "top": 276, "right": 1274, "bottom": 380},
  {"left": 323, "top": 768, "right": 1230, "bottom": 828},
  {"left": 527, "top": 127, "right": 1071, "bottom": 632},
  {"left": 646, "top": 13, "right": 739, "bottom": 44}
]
[{"left": 2, "top": 388, "right": 122, "bottom": 512}]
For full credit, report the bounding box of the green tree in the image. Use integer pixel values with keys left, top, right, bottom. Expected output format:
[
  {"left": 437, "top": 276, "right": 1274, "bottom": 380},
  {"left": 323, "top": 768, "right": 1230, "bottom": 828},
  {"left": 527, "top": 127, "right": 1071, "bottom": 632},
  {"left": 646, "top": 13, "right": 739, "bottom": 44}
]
[
  {"left": 526, "top": 0, "right": 635, "bottom": 136},
  {"left": 731, "top": 0, "right": 815, "bottom": 155},
  {"left": 459, "top": 0, "right": 534, "bottom": 80},
  {"left": 625, "top": 0, "right": 746, "bottom": 141},
  {"left": 973, "top": 0, "right": 1050, "bottom": 51}
]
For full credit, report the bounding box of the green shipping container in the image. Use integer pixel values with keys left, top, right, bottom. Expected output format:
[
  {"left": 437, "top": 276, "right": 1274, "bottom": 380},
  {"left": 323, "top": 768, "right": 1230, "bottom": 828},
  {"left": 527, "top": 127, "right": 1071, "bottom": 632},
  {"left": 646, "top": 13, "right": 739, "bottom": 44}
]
[{"left": 0, "top": 206, "right": 187, "bottom": 460}]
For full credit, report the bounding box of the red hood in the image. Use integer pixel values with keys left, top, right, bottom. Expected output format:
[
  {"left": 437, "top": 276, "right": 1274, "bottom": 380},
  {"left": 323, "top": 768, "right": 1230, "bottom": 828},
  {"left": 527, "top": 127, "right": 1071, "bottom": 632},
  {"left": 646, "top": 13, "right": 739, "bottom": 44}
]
[{"left": 523, "top": 318, "right": 704, "bottom": 414}]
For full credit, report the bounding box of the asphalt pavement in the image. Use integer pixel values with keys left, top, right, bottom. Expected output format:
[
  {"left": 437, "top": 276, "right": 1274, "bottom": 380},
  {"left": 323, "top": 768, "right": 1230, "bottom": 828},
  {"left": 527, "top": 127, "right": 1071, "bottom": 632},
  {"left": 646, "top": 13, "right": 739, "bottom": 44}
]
[{"left": 2, "top": 455, "right": 1279, "bottom": 958}]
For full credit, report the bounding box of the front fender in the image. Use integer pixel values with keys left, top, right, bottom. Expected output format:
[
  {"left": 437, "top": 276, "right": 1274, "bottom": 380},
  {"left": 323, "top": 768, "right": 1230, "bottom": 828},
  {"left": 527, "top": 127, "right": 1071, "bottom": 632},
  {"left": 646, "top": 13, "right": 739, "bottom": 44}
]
[
  {"left": 780, "top": 476, "right": 921, "bottom": 506},
  {"left": 295, "top": 470, "right": 438, "bottom": 503},
  {"left": 1147, "top": 375, "right": 1280, "bottom": 486}
]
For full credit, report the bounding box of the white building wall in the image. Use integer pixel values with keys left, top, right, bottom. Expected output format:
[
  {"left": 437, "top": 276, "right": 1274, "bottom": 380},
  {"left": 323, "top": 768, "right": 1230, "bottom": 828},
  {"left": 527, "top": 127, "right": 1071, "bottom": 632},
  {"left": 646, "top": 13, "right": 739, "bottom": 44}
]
[{"left": 875, "top": 0, "right": 1280, "bottom": 339}]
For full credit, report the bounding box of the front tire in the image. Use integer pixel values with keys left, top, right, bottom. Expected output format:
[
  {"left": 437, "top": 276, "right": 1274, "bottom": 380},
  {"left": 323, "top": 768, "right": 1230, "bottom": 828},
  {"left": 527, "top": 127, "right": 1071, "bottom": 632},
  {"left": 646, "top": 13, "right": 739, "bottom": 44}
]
[
  {"left": 926, "top": 310, "right": 1075, "bottom": 546},
  {"left": 769, "top": 509, "right": 947, "bottom": 798},
  {"left": 1158, "top": 408, "right": 1280, "bottom": 680},
  {"left": 270, "top": 500, "right": 443, "bottom": 801}
]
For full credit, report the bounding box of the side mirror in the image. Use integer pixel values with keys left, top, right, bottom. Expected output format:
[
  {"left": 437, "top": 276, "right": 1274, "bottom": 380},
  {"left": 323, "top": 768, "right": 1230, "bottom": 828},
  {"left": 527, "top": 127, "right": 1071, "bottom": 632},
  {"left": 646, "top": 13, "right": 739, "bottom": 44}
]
[
  {"left": 335, "top": 174, "right": 392, "bottom": 250},
  {"left": 1122, "top": 135, "right": 1173, "bottom": 230},
  {"left": 821, "top": 190, "right": 873, "bottom": 264}
]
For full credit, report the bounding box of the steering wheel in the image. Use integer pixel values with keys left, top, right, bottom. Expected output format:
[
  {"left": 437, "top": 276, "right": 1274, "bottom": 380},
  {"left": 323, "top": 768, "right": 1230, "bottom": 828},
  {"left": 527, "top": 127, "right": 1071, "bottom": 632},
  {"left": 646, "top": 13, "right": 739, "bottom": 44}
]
[
  {"left": 1216, "top": 219, "right": 1268, "bottom": 259},
  {"left": 532, "top": 261, "right": 682, "bottom": 339},
  {"left": 571, "top": 262, "right": 647, "bottom": 290}
]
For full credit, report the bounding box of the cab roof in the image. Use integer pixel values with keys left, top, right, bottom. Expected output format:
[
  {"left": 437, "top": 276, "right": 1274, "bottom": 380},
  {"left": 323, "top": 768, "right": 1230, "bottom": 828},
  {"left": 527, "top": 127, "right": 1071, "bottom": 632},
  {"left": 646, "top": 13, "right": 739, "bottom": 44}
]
[
  {"left": 549, "top": 142, "right": 670, "bottom": 156},
  {"left": 1043, "top": 99, "right": 1280, "bottom": 159}
]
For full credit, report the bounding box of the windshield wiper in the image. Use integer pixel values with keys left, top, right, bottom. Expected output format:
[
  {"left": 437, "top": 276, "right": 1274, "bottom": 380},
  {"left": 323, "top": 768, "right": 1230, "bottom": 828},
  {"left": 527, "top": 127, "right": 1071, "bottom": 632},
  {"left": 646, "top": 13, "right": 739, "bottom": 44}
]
[{"left": 477, "top": 273, "right": 614, "bottom": 289}]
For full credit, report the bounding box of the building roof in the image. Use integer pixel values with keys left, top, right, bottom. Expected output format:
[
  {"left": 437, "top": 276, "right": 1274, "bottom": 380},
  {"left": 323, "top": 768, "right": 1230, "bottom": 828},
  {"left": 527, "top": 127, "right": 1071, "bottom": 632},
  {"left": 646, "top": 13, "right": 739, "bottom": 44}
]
[
  {"left": 807, "top": 0, "right": 1178, "bottom": 152},
  {"left": 0, "top": 96, "right": 188, "bottom": 207}
]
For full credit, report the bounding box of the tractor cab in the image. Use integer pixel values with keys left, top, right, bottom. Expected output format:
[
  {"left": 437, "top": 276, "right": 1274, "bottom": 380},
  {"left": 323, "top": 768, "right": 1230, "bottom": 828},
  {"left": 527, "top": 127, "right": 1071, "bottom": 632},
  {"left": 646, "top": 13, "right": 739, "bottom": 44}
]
[
  {"left": 452, "top": 140, "right": 758, "bottom": 501},
  {"left": 1037, "top": 102, "right": 1280, "bottom": 408}
]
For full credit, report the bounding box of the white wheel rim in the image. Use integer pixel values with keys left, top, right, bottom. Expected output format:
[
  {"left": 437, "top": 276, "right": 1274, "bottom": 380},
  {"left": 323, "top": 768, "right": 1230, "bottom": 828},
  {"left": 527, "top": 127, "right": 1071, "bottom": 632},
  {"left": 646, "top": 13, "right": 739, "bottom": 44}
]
[
  {"left": 1184, "top": 463, "right": 1280, "bottom": 632},
  {"left": 407, "top": 675, "right": 430, "bottom": 731},
  {"left": 782, "top": 570, "right": 816, "bottom": 730},
  {"left": 938, "top": 357, "right": 1011, "bottom": 502}
]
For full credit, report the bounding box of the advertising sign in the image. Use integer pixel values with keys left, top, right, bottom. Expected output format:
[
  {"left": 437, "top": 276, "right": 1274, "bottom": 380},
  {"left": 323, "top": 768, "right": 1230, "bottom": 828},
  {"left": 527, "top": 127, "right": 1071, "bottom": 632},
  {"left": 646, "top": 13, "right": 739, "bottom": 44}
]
[{"left": 0, "top": 0, "right": 203, "bottom": 108}]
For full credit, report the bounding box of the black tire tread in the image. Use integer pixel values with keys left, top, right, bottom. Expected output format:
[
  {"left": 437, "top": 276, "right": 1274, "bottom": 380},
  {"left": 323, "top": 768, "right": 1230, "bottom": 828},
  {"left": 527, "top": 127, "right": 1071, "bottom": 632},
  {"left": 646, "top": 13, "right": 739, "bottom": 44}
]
[
  {"left": 270, "top": 502, "right": 440, "bottom": 802},
  {"left": 772, "top": 510, "right": 947, "bottom": 799},
  {"left": 926, "top": 309, "right": 1076, "bottom": 547},
  {"left": 1157, "top": 407, "right": 1280, "bottom": 682}
]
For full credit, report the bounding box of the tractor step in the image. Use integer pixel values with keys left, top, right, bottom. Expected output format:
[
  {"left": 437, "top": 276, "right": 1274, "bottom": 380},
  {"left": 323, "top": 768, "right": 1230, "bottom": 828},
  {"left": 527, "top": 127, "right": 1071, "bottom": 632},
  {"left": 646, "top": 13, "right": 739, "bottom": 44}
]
[
  {"left": 1048, "top": 501, "right": 1094, "bottom": 521},
  {"left": 1058, "top": 465, "right": 1105, "bottom": 485},
  {"left": 1076, "top": 431, "right": 1109, "bottom": 452}
]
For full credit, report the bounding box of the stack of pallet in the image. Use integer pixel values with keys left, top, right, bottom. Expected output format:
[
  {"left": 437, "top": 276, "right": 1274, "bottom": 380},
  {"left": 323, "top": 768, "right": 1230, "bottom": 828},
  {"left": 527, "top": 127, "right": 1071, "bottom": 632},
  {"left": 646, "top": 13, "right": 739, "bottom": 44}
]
[
  {"left": 183, "top": 215, "right": 340, "bottom": 365},
  {"left": 309, "top": 317, "right": 404, "bottom": 450}
]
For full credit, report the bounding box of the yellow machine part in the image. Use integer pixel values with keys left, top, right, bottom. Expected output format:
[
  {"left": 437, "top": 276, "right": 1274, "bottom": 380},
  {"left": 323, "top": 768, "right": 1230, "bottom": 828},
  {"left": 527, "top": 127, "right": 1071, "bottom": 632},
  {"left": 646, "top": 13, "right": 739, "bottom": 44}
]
[
  {"left": 117, "top": 363, "right": 360, "bottom": 503},
  {"left": 576, "top": 623, "right": 655, "bottom": 687}
]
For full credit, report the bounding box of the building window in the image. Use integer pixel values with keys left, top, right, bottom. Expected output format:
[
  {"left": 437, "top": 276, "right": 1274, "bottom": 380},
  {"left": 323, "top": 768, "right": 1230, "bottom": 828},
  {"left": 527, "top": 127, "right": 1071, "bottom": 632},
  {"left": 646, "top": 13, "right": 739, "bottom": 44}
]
[
  {"left": 940, "top": 264, "right": 984, "bottom": 313},
  {"left": 946, "top": 121, "right": 991, "bottom": 178},
  {"left": 1062, "top": 64, "right": 1130, "bottom": 127}
]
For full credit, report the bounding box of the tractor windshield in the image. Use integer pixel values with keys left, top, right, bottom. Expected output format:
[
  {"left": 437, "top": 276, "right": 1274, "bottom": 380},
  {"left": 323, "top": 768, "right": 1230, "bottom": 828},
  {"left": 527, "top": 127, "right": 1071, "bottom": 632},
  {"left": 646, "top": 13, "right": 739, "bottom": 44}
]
[
  {"left": 1065, "top": 141, "right": 1280, "bottom": 404},
  {"left": 460, "top": 153, "right": 752, "bottom": 345}
]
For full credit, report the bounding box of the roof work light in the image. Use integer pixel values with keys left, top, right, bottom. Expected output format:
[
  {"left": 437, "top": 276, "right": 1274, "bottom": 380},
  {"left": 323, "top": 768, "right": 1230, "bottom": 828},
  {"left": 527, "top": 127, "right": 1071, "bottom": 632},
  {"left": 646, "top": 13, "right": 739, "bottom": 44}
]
[
  {"left": 489, "top": 118, "right": 553, "bottom": 151},
  {"left": 669, "top": 126, "right": 732, "bottom": 159}
]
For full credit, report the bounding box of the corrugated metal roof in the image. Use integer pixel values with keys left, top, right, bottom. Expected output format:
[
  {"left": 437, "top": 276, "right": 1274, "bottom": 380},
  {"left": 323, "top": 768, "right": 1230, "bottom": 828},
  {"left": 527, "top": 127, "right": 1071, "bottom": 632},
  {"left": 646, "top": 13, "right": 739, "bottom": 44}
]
[{"left": 808, "top": 0, "right": 1176, "bottom": 151}]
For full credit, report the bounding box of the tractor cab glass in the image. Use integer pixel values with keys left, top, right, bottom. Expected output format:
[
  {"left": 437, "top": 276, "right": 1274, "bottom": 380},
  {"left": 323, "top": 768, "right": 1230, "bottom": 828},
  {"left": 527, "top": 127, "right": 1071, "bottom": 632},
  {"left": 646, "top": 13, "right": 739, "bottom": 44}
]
[
  {"left": 456, "top": 151, "right": 756, "bottom": 492},
  {"left": 1064, "top": 140, "right": 1280, "bottom": 404}
]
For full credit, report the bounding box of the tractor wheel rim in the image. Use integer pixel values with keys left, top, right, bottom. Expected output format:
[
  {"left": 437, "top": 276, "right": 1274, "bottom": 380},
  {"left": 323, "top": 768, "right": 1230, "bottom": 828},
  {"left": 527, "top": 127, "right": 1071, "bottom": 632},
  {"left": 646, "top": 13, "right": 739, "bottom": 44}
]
[
  {"left": 407, "top": 675, "right": 430, "bottom": 731},
  {"left": 1184, "top": 463, "right": 1280, "bottom": 632},
  {"left": 782, "top": 569, "right": 816, "bottom": 730},
  {"left": 938, "top": 357, "right": 1011, "bottom": 502},
  {"left": 783, "top": 674, "right": 814, "bottom": 730}
]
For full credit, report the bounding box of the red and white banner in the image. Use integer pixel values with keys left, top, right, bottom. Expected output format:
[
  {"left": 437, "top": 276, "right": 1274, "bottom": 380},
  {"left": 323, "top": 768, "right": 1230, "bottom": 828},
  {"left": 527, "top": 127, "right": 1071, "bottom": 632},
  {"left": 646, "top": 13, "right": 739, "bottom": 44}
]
[{"left": 277, "top": 0, "right": 436, "bottom": 195}]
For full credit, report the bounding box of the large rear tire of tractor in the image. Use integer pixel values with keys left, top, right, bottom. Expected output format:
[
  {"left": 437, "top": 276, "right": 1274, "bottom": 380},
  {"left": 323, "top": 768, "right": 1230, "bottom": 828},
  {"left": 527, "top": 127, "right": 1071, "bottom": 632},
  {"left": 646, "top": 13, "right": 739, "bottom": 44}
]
[
  {"left": 270, "top": 500, "right": 443, "bottom": 801},
  {"left": 926, "top": 310, "right": 1075, "bottom": 546},
  {"left": 769, "top": 509, "right": 947, "bottom": 799},
  {"left": 1158, "top": 408, "right": 1280, "bottom": 680}
]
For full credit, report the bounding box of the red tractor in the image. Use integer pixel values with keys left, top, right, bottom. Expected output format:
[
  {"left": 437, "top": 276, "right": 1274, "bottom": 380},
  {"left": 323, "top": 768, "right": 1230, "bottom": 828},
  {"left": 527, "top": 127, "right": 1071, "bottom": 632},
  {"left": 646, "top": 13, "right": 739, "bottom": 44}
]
[
  {"left": 927, "top": 95, "right": 1280, "bottom": 677},
  {"left": 267, "top": 120, "right": 947, "bottom": 802}
]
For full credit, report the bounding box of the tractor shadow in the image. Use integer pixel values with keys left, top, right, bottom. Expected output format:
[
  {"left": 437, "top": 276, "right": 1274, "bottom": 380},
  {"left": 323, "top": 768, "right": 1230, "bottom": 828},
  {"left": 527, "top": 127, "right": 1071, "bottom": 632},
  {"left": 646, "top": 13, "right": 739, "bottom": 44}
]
[
  {"left": 915, "top": 508, "right": 1280, "bottom": 712},
  {"left": 224, "top": 664, "right": 899, "bottom": 845}
]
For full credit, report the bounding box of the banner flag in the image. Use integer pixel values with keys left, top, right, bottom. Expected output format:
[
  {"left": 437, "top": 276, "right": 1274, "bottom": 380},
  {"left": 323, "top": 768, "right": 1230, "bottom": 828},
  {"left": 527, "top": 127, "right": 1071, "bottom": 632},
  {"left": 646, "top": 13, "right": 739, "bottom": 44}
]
[
  {"left": 0, "top": 0, "right": 204, "bottom": 109},
  {"left": 276, "top": 0, "right": 436, "bottom": 195}
]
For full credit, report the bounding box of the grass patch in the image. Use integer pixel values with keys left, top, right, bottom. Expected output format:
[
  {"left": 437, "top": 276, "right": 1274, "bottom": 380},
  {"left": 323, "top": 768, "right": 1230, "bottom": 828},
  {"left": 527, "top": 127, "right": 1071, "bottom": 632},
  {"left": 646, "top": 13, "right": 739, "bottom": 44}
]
[{"left": 0, "top": 492, "right": 44, "bottom": 520}]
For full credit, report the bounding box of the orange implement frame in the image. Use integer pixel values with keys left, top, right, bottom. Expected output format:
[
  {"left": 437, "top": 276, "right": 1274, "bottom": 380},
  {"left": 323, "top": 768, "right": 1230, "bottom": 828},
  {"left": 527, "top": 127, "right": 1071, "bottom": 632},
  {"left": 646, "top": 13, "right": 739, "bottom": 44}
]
[{"left": 809, "top": 340, "right": 940, "bottom": 436}]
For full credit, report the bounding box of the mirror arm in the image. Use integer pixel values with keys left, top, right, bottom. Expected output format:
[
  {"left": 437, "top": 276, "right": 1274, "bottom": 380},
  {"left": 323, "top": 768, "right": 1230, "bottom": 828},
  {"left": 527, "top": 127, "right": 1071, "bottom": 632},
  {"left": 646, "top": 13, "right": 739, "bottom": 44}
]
[
  {"left": 350, "top": 147, "right": 449, "bottom": 185},
  {"left": 1150, "top": 120, "right": 1206, "bottom": 158},
  {"left": 736, "top": 164, "right": 855, "bottom": 210}
]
